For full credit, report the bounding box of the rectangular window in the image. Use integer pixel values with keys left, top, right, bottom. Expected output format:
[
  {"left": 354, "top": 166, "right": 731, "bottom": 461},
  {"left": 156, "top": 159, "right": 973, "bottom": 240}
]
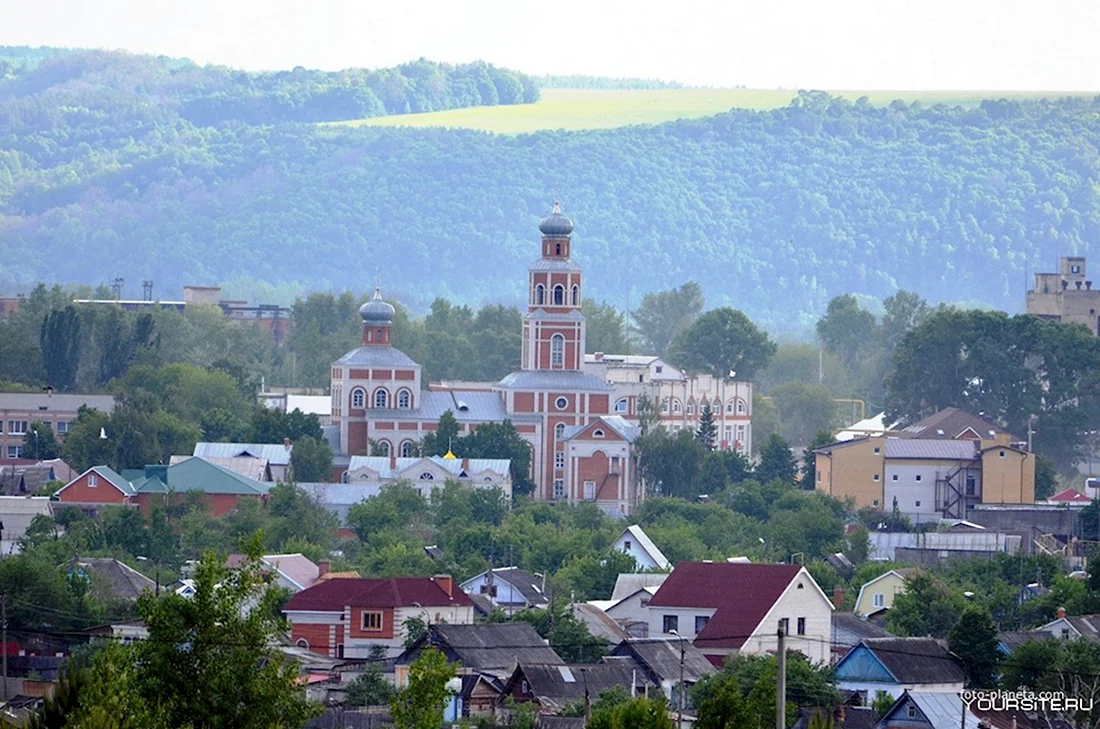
[
  {"left": 873, "top": 474, "right": 880, "bottom": 482},
  {"left": 88, "top": 473, "right": 98, "bottom": 488},
  {"left": 6, "top": 446, "right": 21, "bottom": 459},
  {"left": 361, "top": 611, "right": 383, "bottom": 631},
  {"left": 655, "top": 366, "right": 663, "bottom": 373},
  {"left": 797, "top": 618, "right": 806, "bottom": 636},
  {"left": 56, "top": 421, "right": 70, "bottom": 434},
  {"left": 583, "top": 481, "right": 596, "bottom": 500},
  {"left": 779, "top": 617, "right": 790, "bottom": 634},
  {"left": 872, "top": 499, "right": 879, "bottom": 507},
  {"left": 873, "top": 593, "right": 885, "bottom": 608},
  {"left": 966, "top": 475, "right": 976, "bottom": 496},
  {"left": 695, "top": 615, "right": 710, "bottom": 634},
  {"left": 999, "top": 450, "right": 1006, "bottom": 459},
  {"left": 915, "top": 474, "right": 922, "bottom": 482},
  {"left": 553, "top": 480, "right": 565, "bottom": 499},
  {"left": 7, "top": 421, "right": 27, "bottom": 435},
  {"left": 624, "top": 541, "right": 632, "bottom": 551},
  {"left": 873, "top": 446, "right": 880, "bottom": 454},
  {"left": 554, "top": 451, "right": 565, "bottom": 470},
  {"left": 663, "top": 615, "right": 679, "bottom": 634},
  {"left": 891, "top": 474, "right": 898, "bottom": 481},
  {"left": 915, "top": 500, "right": 922, "bottom": 508},
  {"left": 816, "top": 470, "right": 821, "bottom": 483}
]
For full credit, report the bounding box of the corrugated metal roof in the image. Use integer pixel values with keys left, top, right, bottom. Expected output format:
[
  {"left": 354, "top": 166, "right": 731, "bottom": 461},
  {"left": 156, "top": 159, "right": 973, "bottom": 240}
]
[
  {"left": 92, "top": 466, "right": 136, "bottom": 495},
  {"left": 345, "top": 455, "right": 510, "bottom": 480},
  {"left": 332, "top": 346, "right": 420, "bottom": 368},
  {"left": 194, "top": 442, "right": 293, "bottom": 465},
  {"left": 360, "top": 391, "right": 540, "bottom": 423},
  {"left": 611, "top": 573, "right": 669, "bottom": 602},
  {"left": 163, "top": 457, "right": 270, "bottom": 496},
  {"left": 0, "top": 393, "right": 115, "bottom": 412},
  {"left": 169, "top": 455, "right": 269, "bottom": 481},
  {"left": 620, "top": 525, "right": 670, "bottom": 570},
  {"left": 900, "top": 692, "right": 982, "bottom": 729},
  {"left": 525, "top": 309, "right": 585, "bottom": 321},
  {"left": 884, "top": 439, "right": 978, "bottom": 460},
  {"left": 496, "top": 371, "right": 613, "bottom": 392},
  {"left": 529, "top": 258, "right": 583, "bottom": 271}
]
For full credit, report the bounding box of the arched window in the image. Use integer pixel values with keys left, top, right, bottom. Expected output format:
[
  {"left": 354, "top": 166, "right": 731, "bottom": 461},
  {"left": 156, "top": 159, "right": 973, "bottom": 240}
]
[
  {"left": 398, "top": 389, "right": 411, "bottom": 408},
  {"left": 351, "top": 388, "right": 365, "bottom": 409},
  {"left": 614, "top": 398, "right": 628, "bottom": 413},
  {"left": 555, "top": 242, "right": 562, "bottom": 255},
  {"left": 737, "top": 399, "right": 747, "bottom": 415},
  {"left": 296, "top": 638, "right": 309, "bottom": 649},
  {"left": 661, "top": 398, "right": 670, "bottom": 413},
  {"left": 536, "top": 284, "right": 545, "bottom": 305},
  {"left": 555, "top": 423, "right": 566, "bottom": 440},
  {"left": 400, "top": 440, "right": 415, "bottom": 457},
  {"left": 374, "top": 388, "right": 388, "bottom": 409},
  {"left": 550, "top": 334, "right": 565, "bottom": 367},
  {"left": 552, "top": 285, "right": 564, "bottom": 305},
  {"left": 571, "top": 285, "right": 579, "bottom": 305},
  {"left": 672, "top": 399, "right": 683, "bottom": 414},
  {"left": 725, "top": 400, "right": 735, "bottom": 414},
  {"left": 686, "top": 400, "right": 696, "bottom": 415},
  {"left": 593, "top": 429, "right": 605, "bottom": 438},
  {"left": 419, "top": 472, "right": 435, "bottom": 481}
]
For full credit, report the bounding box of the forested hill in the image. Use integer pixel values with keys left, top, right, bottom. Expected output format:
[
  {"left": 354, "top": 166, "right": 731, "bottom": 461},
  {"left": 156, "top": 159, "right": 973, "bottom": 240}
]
[{"left": 1, "top": 49, "right": 1099, "bottom": 333}]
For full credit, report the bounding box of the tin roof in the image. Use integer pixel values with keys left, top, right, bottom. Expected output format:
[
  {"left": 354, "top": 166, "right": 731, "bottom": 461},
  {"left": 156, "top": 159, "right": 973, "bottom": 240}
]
[
  {"left": 194, "top": 442, "right": 293, "bottom": 466},
  {"left": 333, "top": 346, "right": 420, "bottom": 368},
  {"left": 0, "top": 393, "right": 115, "bottom": 413},
  {"left": 884, "top": 439, "right": 978, "bottom": 460},
  {"left": 496, "top": 370, "right": 612, "bottom": 392}
]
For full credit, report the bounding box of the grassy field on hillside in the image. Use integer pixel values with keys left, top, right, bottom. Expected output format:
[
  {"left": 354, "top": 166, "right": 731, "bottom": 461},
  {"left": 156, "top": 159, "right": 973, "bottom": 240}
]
[{"left": 337, "top": 88, "right": 1096, "bottom": 134}]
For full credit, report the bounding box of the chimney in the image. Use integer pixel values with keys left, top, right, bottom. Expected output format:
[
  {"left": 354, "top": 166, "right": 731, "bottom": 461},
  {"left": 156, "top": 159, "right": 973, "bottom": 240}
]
[
  {"left": 433, "top": 574, "right": 453, "bottom": 597},
  {"left": 283, "top": 437, "right": 292, "bottom": 450},
  {"left": 833, "top": 586, "right": 844, "bottom": 609},
  {"left": 318, "top": 560, "right": 330, "bottom": 577},
  {"left": 595, "top": 352, "right": 604, "bottom": 361},
  {"left": 462, "top": 458, "right": 470, "bottom": 472},
  {"left": 1057, "top": 606, "right": 1067, "bottom": 619},
  {"left": 390, "top": 453, "right": 397, "bottom": 469}
]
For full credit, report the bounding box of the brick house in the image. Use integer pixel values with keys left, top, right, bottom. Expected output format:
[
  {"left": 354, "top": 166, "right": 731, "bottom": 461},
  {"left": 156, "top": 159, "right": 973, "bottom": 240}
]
[
  {"left": 55, "top": 466, "right": 135, "bottom": 507},
  {"left": 284, "top": 575, "right": 473, "bottom": 659}
]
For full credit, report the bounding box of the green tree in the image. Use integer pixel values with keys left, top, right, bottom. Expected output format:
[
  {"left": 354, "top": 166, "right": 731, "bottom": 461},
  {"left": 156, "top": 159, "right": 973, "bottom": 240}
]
[
  {"left": 346, "top": 664, "right": 396, "bottom": 707},
  {"left": 637, "top": 428, "right": 707, "bottom": 499},
  {"left": 755, "top": 434, "right": 796, "bottom": 485},
  {"left": 289, "top": 435, "right": 333, "bottom": 482},
  {"left": 632, "top": 282, "right": 704, "bottom": 356},
  {"left": 40, "top": 306, "right": 81, "bottom": 391},
  {"left": 772, "top": 382, "right": 838, "bottom": 447},
  {"left": 460, "top": 419, "right": 534, "bottom": 496},
  {"left": 887, "top": 573, "right": 966, "bottom": 638},
  {"left": 23, "top": 421, "right": 60, "bottom": 461},
  {"left": 881, "top": 290, "right": 929, "bottom": 348},
  {"left": 668, "top": 307, "right": 776, "bottom": 381},
  {"left": 750, "top": 394, "right": 781, "bottom": 456},
  {"left": 422, "top": 410, "right": 460, "bottom": 456},
  {"left": 816, "top": 294, "right": 878, "bottom": 371},
  {"left": 582, "top": 299, "right": 632, "bottom": 354},
  {"left": 695, "top": 404, "right": 717, "bottom": 451},
  {"left": 391, "top": 647, "right": 458, "bottom": 729},
  {"left": 948, "top": 606, "right": 1001, "bottom": 689},
  {"left": 1034, "top": 454, "right": 1058, "bottom": 500},
  {"left": 588, "top": 695, "right": 673, "bottom": 729}
]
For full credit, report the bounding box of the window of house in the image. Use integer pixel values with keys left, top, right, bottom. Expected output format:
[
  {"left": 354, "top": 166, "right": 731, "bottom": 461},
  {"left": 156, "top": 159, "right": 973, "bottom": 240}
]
[
  {"left": 611, "top": 456, "right": 621, "bottom": 474},
  {"left": 373, "top": 389, "right": 388, "bottom": 409},
  {"left": 521, "top": 680, "right": 530, "bottom": 694},
  {"left": 398, "top": 389, "right": 411, "bottom": 408},
  {"left": 615, "top": 398, "right": 628, "bottom": 413},
  {"left": 873, "top": 446, "right": 880, "bottom": 454},
  {"left": 816, "top": 470, "right": 822, "bottom": 483},
  {"left": 593, "top": 429, "right": 605, "bottom": 438},
  {"left": 624, "top": 540, "right": 632, "bottom": 550},
  {"left": 966, "top": 475, "right": 976, "bottom": 496},
  {"left": 907, "top": 704, "right": 918, "bottom": 719},
  {"left": 553, "top": 285, "right": 564, "bottom": 305},
  {"left": 797, "top": 618, "right": 806, "bottom": 635},
  {"left": 672, "top": 399, "right": 682, "bottom": 414},
  {"left": 779, "top": 618, "right": 790, "bottom": 634},
  {"left": 550, "top": 335, "right": 565, "bottom": 367},
  {"left": 726, "top": 400, "right": 735, "bottom": 414},
  {"left": 655, "top": 366, "right": 663, "bottom": 374},
  {"left": 555, "top": 423, "right": 566, "bottom": 439},
  {"left": 7, "top": 446, "right": 21, "bottom": 459},
  {"left": 661, "top": 398, "right": 670, "bottom": 413},
  {"left": 686, "top": 401, "right": 696, "bottom": 415},
  {"left": 571, "top": 285, "right": 579, "bottom": 305},
  {"left": 351, "top": 388, "right": 365, "bottom": 409},
  {"left": 915, "top": 474, "right": 922, "bottom": 482},
  {"left": 1073, "top": 265, "right": 1082, "bottom": 274},
  {"left": 891, "top": 474, "right": 898, "bottom": 481},
  {"left": 737, "top": 399, "right": 746, "bottom": 415},
  {"left": 915, "top": 501, "right": 921, "bottom": 507},
  {"left": 8, "top": 421, "right": 27, "bottom": 435},
  {"left": 873, "top": 474, "right": 880, "bottom": 482},
  {"left": 873, "top": 593, "right": 885, "bottom": 608},
  {"left": 555, "top": 396, "right": 568, "bottom": 410},
  {"left": 555, "top": 451, "right": 565, "bottom": 470},
  {"left": 377, "top": 441, "right": 390, "bottom": 456},
  {"left": 400, "top": 441, "right": 415, "bottom": 457},
  {"left": 56, "top": 421, "right": 70, "bottom": 434},
  {"left": 418, "top": 472, "right": 435, "bottom": 480},
  {"left": 999, "top": 450, "right": 1006, "bottom": 459},
  {"left": 695, "top": 615, "right": 710, "bottom": 633},
  {"left": 88, "top": 473, "right": 98, "bottom": 488},
  {"left": 663, "top": 615, "right": 679, "bottom": 634},
  {"left": 583, "top": 481, "right": 596, "bottom": 500},
  {"left": 873, "top": 499, "right": 879, "bottom": 507},
  {"left": 535, "top": 284, "right": 545, "bottom": 305},
  {"left": 361, "top": 611, "right": 383, "bottom": 631},
  {"left": 553, "top": 479, "right": 565, "bottom": 499}
]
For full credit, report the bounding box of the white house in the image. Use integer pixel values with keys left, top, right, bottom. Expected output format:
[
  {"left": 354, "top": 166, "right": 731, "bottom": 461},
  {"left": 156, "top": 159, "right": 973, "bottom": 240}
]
[
  {"left": 342, "top": 455, "right": 512, "bottom": 500},
  {"left": 609, "top": 525, "right": 670, "bottom": 571},
  {"left": 647, "top": 562, "right": 833, "bottom": 665},
  {"left": 459, "top": 567, "right": 550, "bottom": 617},
  {"left": 834, "top": 638, "right": 965, "bottom": 703}
]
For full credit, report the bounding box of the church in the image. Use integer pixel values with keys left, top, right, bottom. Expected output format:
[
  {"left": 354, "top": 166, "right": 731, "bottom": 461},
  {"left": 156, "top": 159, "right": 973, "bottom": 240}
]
[{"left": 329, "top": 202, "right": 642, "bottom": 516}]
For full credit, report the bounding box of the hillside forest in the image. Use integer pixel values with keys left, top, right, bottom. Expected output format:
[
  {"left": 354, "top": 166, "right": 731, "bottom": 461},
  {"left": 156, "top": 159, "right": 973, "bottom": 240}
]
[{"left": 1, "top": 49, "right": 1099, "bottom": 333}]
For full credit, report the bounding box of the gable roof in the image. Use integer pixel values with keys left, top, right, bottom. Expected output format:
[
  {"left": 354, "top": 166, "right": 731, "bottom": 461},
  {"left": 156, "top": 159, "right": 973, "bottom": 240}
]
[
  {"left": 75, "top": 558, "right": 156, "bottom": 601},
  {"left": 846, "top": 638, "right": 964, "bottom": 685},
  {"left": 571, "top": 603, "right": 631, "bottom": 643},
  {"left": 649, "top": 562, "right": 813, "bottom": 649},
  {"left": 897, "top": 407, "right": 1014, "bottom": 441},
  {"left": 883, "top": 691, "right": 982, "bottom": 729},
  {"left": 792, "top": 707, "right": 878, "bottom": 729},
  {"left": 495, "top": 370, "right": 613, "bottom": 393},
  {"left": 1049, "top": 488, "right": 1093, "bottom": 503},
  {"left": 169, "top": 455, "right": 270, "bottom": 481},
  {"left": 502, "top": 662, "right": 649, "bottom": 711},
  {"left": 610, "top": 573, "right": 669, "bottom": 602},
  {"left": 262, "top": 553, "right": 321, "bottom": 591},
  {"left": 284, "top": 576, "right": 471, "bottom": 612},
  {"left": 562, "top": 415, "right": 642, "bottom": 443},
  {"left": 608, "top": 639, "right": 716, "bottom": 684},
  {"left": 997, "top": 630, "right": 1055, "bottom": 653},
  {"left": 460, "top": 567, "right": 550, "bottom": 607},
  {"left": 404, "top": 623, "right": 563, "bottom": 670},
  {"left": 832, "top": 613, "right": 893, "bottom": 642},
  {"left": 155, "top": 457, "right": 270, "bottom": 496},
  {"left": 58, "top": 466, "right": 135, "bottom": 497},
  {"left": 612, "top": 525, "right": 670, "bottom": 570},
  {"left": 193, "top": 442, "right": 293, "bottom": 466}
]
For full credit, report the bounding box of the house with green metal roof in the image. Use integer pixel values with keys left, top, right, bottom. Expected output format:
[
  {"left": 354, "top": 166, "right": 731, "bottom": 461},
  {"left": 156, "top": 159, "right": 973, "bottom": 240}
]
[{"left": 134, "top": 457, "right": 271, "bottom": 516}]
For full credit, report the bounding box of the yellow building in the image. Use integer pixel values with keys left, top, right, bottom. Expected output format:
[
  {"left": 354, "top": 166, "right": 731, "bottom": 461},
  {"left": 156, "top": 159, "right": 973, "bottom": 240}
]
[{"left": 853, "top": 568, "right": 919, "bottom": 618}]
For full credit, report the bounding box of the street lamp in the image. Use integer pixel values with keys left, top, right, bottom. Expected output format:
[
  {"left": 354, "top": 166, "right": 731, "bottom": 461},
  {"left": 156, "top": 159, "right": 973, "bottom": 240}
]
[
  {"left": 758, "top": 537, "right": 767, "bottom": 563},
  {"left": 669, "top": 629, "right": 686, "bottom": 729},
  {"left": 136, "top": 556, "right": 160, "bottom": 596}
]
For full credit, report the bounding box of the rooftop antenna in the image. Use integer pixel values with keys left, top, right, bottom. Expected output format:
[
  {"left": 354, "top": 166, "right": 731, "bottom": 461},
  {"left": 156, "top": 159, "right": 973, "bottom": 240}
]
[{"left": 110, "top": 277, "right": 124, "bottom": 300}]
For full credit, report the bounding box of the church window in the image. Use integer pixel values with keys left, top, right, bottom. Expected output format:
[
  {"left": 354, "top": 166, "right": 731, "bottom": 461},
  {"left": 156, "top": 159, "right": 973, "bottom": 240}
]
[
  {"left": 593, "top": 429, "right": 605, "bottom": 438},
  {"left": 400, "top": 440, "right": 415, "bottom": 457},
  {"left": 553, "top": 285, "right": 564, "bottom": 305},
  {"left": 536, "top": 284, "right": 545, "bottom": 305},
  {"left": 686, "top": 400, "right": 696, "bottom": 415},
  {"left": 419, "top": 472, "right": 435, "bottom": 480},
  {"left": 614, "top": 398, "right": 628, "bottom": 413},
  {"left": 555, "top": 423, "right": 566, "bottom": 439},
  {"left": 373, "top": 389, "right": 388, "bottom": 409},
  {"left": 351, "top": 388, "right": 365, "bottom": 409},
  {"left": 551, "top": 334, "right": 565, "bottom": 367},
  {"left": 555, "top": 396, "right": 568, "bottom": 411},
  {"left": 725, "top": 400, "right": 735, "bottom": 414},
  {"left": 377, "top": 440, "right": 391, "bottom": 456},
  {"left": 555, "top": 242, "right": 562, "bottom": 255},
  {"left": 737, "top": 399, "right": 747, "bottom": 415},
  {"left": 661, "top": 398, "right": 670, "bottom": 413},
  {"left": 397, "top": 389, "right": 411, "bottom": 408},
  {"left": 571, "top": 285, "right": 579, "bottom": 305},
  {"left": 553, "top": 479, "right": 565, "bottom": 499},
  {"left": 672, "top": 399, "right": 683, "bottom": 414},
  {"left": 555, "top": 451, "right": 565, "bottom": 469}
]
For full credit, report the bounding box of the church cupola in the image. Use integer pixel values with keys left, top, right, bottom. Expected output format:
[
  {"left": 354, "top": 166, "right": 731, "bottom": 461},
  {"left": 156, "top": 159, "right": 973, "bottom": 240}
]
[
  {"left": 359, "top": 287, "right": 395, "bottom": 346},
  {"left": 539, "top": 200, "right": 573, "bottom": 259}
]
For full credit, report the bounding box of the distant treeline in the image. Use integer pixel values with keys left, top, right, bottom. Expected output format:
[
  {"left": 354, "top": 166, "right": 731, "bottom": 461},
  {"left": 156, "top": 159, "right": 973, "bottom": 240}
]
[
  {"left": 0, "top": 48, "right": 539, "bottom": 126},
  {"left": 535, "top": 74, "right": 685, "bottom": 90}
]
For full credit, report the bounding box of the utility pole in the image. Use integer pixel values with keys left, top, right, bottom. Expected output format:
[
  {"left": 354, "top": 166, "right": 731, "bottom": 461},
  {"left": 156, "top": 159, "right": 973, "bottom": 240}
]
[
  {"left": 776, "top": 620, "right": 786, "bottom": 729},
  {"left": 2, "top": 592, "right": 7, "bottom": 701}
]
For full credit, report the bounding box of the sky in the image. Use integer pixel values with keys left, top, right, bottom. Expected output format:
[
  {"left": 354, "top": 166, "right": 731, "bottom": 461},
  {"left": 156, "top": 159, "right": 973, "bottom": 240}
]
[{"left": 3, "top": 0, "right": 1099, "bottom": 90}]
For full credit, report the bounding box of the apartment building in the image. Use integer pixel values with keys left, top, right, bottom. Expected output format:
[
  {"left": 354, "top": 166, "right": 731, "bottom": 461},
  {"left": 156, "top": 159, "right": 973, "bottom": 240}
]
[{"left": 0, "top": 392, "right": 115, "bottom": 460}]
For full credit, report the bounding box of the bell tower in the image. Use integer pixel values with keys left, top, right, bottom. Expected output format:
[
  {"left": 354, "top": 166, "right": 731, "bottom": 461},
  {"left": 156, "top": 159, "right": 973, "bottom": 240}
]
[{"left": 522, "top": 201, "right": 586, "bottom": 371}]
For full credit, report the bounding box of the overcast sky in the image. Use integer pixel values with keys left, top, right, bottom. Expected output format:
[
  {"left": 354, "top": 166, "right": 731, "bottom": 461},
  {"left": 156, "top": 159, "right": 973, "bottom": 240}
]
[{"left": 4, "top": 0, "right": 1098, "bottom": 90}]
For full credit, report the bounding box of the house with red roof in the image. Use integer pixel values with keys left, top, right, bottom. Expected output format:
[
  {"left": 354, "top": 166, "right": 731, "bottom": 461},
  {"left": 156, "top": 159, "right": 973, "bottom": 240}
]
[
  {"left": 1045, "top": 487, "right": 1093, "bottom": 505},
  {"left": 283, "top": 574, "right": 474, "bottom": 659},
  {"left": 647, "top": 562, "right": 833, "bottom": 665}
]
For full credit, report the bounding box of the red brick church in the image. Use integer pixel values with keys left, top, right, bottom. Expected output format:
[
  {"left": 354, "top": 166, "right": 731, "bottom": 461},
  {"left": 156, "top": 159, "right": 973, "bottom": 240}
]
[{"left": 329, "top": 203, "right": 641, "bottom": 516}]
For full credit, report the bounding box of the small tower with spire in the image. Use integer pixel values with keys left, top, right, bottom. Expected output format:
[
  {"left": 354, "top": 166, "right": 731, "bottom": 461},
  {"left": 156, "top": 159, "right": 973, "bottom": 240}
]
[
  {"left": 522, "top": 201, "right": 586, "bottom": 371},
  {"left": 359, "top": 287, "right": 395, "bottom": 346}
]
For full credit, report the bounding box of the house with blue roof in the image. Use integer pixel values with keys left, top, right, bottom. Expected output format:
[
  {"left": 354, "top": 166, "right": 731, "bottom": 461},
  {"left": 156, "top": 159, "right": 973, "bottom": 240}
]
[{"left": 834, "top": 637, "right": 964, "bottom": 704}]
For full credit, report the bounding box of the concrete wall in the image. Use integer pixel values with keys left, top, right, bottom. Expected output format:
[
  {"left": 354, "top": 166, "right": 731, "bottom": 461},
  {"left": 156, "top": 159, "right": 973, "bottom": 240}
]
[{"left": 966, "top": 504, "right": 1079, "bottom": 542}]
